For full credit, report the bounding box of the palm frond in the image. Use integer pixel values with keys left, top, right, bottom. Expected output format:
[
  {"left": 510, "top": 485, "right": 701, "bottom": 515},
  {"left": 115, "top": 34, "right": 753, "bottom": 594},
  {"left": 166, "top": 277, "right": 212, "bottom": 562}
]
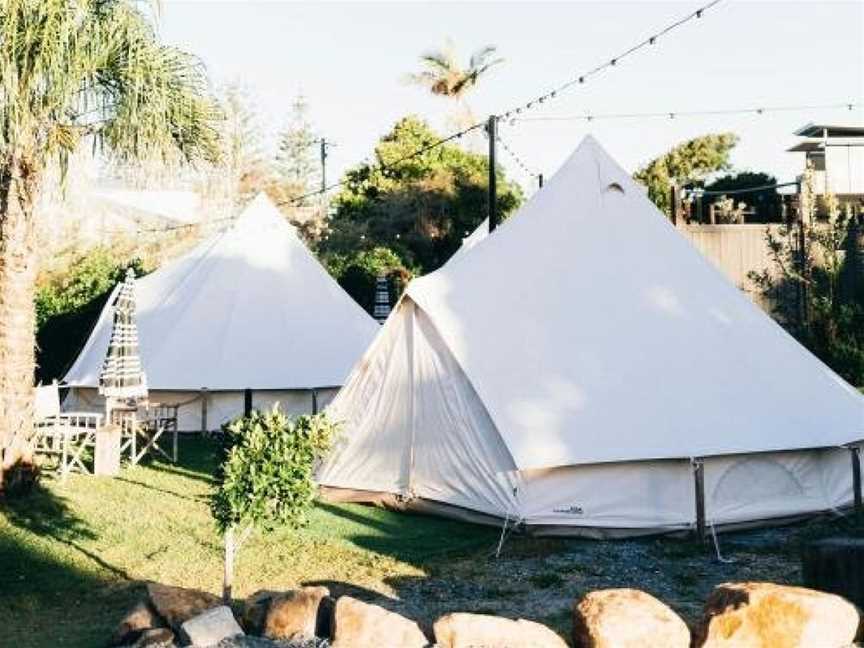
[
  {"left": 0, "top": 0, "right": 221, "bottom": 173},
  {"left": 469, "top": 45, "right": 498, "bottom": 71}
]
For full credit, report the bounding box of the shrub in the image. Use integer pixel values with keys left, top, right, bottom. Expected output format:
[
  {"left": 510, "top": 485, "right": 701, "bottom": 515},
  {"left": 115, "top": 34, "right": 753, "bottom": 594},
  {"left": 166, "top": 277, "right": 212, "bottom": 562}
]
[{"left": 210, "top": 407, "right": 338, "bottom": 600}]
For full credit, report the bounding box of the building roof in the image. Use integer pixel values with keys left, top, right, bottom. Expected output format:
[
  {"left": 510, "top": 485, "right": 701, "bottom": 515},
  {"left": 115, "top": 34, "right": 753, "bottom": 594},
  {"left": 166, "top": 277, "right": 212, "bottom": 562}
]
[
  {"left": 794, "top": 123, "right": 864, "bottom": 138},
  {"left": 787, "top": 138, "right": 864, "bottom": 153}
]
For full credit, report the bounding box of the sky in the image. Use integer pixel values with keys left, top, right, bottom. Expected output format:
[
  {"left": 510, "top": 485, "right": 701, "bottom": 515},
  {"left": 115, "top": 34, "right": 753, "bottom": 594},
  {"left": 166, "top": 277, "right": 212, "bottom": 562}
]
[{"left": 158, "top": 0, "right": 864, "bottom": 195}]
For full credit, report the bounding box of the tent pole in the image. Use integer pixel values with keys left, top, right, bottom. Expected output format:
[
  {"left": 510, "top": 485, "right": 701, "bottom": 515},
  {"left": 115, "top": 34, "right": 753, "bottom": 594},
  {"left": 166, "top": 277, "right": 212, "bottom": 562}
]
[
  {"left": 312, "top": 389, "right": 318, "bottom": 415},
  {"left": 692, "top": 458, "right": 706, "bottom": 541},
  {"left": 487, "top": 115, "right": 498, "bottom": 232},
  {"left": 244, "top": 389, "right": 253, "bottom": 417},
  {"left": 850, "top": 445, "right": 862, "bottom": 516}
]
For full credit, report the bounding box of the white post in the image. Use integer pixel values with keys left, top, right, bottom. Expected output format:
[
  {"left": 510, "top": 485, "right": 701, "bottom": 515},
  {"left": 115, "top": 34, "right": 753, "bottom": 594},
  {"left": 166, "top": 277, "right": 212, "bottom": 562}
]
[{"left": 201, "top": 388, "right": 209, "bottom": 435}]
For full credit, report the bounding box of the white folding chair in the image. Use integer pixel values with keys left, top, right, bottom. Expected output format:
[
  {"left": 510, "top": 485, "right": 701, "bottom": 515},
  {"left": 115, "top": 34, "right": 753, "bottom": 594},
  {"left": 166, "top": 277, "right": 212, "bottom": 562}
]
[{"left": 33, "top": 382, "right": 103, "bottom": 478}]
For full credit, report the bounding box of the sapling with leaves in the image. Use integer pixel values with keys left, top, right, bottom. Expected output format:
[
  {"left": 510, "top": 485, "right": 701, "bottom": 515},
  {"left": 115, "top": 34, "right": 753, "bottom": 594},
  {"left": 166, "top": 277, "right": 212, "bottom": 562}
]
[{"left": 210, "top": 407, "right": 338, "bottom": 601}]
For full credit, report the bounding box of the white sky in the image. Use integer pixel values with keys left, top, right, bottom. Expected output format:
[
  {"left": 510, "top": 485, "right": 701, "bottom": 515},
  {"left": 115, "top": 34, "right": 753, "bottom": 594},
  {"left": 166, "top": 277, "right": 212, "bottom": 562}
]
[{"left": 159, "top": 1, "right": 864, "bottom": 193}]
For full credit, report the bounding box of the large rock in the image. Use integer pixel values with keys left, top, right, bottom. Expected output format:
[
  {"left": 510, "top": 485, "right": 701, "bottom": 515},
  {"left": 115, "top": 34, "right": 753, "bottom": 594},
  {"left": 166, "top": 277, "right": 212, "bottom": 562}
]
[
  {"left": 434, "top": 612, "right": 567, "bottom": 647},
  {"left": 146, "top": 582, "right": 221, "bottom": 631},
  {"left": 572, "top": 588, "right": 690, "bottom": 648},
  {"left": 330, "top": 596, "right": 428, "bottom": 648},
  {"left": 263, "top": 586, "right": 332, "bottom": 640},
  {"left": 243, "top": 590, "right": 282, "bottom": 635},
  {"left": 695, "top": 581, "right": 860, "bottom": 647},
  {"left": 179, "top": 605, "right": 244, "bottom": 646},
  {"left": 110, "top": 600, "right": 166, "bottom": 646}
]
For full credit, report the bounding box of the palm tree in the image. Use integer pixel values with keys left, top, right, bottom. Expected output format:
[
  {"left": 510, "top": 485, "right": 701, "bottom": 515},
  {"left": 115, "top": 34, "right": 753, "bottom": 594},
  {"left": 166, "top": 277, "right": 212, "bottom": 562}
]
[
  {"left": 407, "top": 40, "right": 504, "bottom": 129},
  {"left": 0, "top": 0, "right": 220, "bottom": 490}
]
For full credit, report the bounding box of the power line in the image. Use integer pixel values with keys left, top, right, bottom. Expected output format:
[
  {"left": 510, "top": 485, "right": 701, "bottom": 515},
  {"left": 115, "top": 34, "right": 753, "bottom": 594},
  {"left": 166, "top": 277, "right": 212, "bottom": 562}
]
[
  {"left": 510, "top": 101, "right": 861, "bottom": 123},
  {"left": 497, "top": 0, "right": 724, "bottom": 121}
]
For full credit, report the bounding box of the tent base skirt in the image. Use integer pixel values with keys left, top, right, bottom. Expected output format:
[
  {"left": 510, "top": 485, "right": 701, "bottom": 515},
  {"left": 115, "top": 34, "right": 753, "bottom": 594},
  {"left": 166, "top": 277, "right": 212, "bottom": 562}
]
[{"left": 319, "top": 486, "right": 857, "bottom": 540}]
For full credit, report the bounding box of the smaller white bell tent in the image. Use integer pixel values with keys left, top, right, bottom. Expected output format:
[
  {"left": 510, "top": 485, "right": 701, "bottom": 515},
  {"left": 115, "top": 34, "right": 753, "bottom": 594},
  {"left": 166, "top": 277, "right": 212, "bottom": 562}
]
[
  {"left": 317, "top": 136, "right": 864, "bottom": 537},
  {"left": 63, "top": 194, "right": 380, "bottom": 430}
]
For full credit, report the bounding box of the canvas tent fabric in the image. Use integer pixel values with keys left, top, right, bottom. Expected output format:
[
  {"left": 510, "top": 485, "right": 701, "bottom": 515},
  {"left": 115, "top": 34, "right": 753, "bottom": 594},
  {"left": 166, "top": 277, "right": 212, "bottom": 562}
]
[
  {"left": 318, "top": 136, "right": 864, "bottom": 536},
  {"left": 63, "top": 194, "right": 379, "bottom": 430}
]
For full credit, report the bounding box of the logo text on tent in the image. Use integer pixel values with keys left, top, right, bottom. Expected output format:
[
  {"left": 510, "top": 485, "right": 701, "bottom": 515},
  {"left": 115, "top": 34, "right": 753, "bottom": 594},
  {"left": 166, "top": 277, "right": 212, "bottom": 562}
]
[{"left": 553, "top": 505, "right": 584, "bottom": 515}]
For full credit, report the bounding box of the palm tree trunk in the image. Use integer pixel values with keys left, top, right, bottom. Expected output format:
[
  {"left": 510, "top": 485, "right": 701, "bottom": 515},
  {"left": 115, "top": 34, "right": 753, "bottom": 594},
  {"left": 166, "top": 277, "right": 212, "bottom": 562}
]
[{"left": 0, "top": 155, "right": 40, "bottom": 491}]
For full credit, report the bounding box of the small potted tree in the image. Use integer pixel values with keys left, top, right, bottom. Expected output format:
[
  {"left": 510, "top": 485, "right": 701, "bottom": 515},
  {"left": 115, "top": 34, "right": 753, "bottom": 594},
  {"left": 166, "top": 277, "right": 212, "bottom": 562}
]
[{"left": 210, "top": 407, "right": 337, "bottom": 601}]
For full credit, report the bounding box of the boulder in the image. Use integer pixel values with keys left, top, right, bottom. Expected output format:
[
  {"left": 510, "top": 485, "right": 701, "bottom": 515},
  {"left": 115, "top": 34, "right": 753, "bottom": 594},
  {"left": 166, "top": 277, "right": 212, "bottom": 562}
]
[
  {"left": 146, "top": 582, "right": 221, "bottom": 631},
  {"left": 131, "top": 627, "right": 176, "bottom": 647},
  {"left": 179, "top": 605, "right": 244, "bottom": 646},
  {"left": 263, "top": 586, "right": 332, "bottom": 640},
  {"left": 434, "top": 612, "right": 567, "bottom": 648},
  {"left": 110, "top": 600, "right": 166, "bottom": 646},
  {"left": 695, "top": 581, "right": 860, "bottom": 648},
  {"left": 572, "top": 588, "right": 690, "bottom": 648},
  {"left": 242, "top": 590, "right": 282, "bottom": 635},
  {"left": 330, "top": 596, "right": 428, "bottom": 648}
]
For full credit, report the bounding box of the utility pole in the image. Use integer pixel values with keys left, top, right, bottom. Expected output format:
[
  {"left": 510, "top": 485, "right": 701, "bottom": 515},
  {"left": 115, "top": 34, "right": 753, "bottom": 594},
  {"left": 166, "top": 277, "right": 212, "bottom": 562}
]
[
  {"left": 314, "top": 138, "right": 335, "bottom": 193},
  {"left": 487, "top": 115, "right": 498, "bottom": 232}
]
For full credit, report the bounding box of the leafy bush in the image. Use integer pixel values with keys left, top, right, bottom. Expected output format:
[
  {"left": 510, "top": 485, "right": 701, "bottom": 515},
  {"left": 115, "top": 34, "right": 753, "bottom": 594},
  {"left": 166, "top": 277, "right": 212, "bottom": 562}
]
[
  {"left": 325, "top": 246, "right": 415, "bottom": 315},
  {"left": 749, "top": 164, "right": 864, "bottom": 386},
  {"left": 210, "top": 407, "right": 338, "bottom": 599},
  {"left": 36, "top": 248, "right": 143, "bottom": 328},
  {"left": 35, "top": 248, "right": 143, "bottom": 383}
]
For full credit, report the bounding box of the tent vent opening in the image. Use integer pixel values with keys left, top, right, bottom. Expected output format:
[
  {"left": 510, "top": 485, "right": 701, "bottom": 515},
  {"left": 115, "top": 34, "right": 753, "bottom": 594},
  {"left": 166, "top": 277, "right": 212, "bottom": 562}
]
[{"left": 604, "top": 182, "right": 625, "bottom": 195}]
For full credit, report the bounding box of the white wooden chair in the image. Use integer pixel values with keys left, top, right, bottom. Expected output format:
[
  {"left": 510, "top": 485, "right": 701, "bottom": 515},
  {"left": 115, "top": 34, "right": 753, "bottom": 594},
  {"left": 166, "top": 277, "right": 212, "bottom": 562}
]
[
  {"left": 33, "top": 382, "right": 103, "bottom": 478},
  {"left": 114, "top": 401, "right": 178, "bottom": 465}
]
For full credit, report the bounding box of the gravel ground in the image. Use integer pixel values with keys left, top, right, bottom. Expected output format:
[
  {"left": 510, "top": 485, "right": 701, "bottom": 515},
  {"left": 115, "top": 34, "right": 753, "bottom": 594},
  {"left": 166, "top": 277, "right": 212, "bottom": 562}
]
[{"left": 304, "top": 515, "right": 862, "bottom": 638}]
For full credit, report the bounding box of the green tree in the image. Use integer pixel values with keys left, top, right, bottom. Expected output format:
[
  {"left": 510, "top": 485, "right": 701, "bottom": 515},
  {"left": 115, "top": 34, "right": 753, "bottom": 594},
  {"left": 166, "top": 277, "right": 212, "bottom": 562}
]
[
  {"left": 275, "top": 94, "right": 318, "bottom": 197},
  {"left": 319, "top": 116, "right": 522, "bottom": 307},
  {"left": 211, "top": 408, "right": 337, "bottom": 601},
  {"left": 634, "top": 133, "right": 739, "bottom": 216},
  {"left": 0, "top": 0, "right": 220, "bottom": 489},
  {"left": 216, "top": 83, "right": 267, "bottom": 205},
  {"left": 406, "top": 40, "right": 503, "bottom": 129},
  {"left": 705, "top": 171, "right": 780, "bottom": 222}
]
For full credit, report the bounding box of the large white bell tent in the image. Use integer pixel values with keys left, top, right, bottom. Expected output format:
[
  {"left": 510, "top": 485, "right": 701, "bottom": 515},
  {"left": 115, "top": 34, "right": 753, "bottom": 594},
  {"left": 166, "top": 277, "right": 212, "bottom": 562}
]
[
  {"left": 317, "top": 136, "right": 864, "bottom": 537},
  {"left": 63, "top": 194, "right": 379, "bottom": 431}
]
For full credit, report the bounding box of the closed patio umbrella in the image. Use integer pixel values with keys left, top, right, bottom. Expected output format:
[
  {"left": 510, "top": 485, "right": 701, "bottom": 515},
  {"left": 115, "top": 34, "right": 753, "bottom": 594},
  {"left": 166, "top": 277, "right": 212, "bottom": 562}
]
[
  {"left": 99, "top": 268, "right": 147, "bottom": 401},
  {"left": 373, "top": 275, "right": 391, "bottom": 324}
]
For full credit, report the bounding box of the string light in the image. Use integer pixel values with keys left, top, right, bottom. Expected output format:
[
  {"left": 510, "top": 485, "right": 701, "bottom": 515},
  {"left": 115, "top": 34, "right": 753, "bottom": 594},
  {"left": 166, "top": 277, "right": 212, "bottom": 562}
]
[
  {"left": 497, "top": 0, "right": 724, "bottom": 121},
  {"left": 510, "top": 101, "right": 861, "bottom": 123},
  {"left": 496, "top": 135, "right": 540, "bottom": 181}
]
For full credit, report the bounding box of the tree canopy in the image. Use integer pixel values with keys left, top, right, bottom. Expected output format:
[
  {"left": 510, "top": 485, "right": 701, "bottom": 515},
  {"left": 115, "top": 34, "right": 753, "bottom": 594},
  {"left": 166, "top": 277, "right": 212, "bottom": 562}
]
[
  {"left": 633, "top": 133, "right": 739, "bottom": 215},
  {"left": 318, "top": 116, "right": 523, "bottom": 310}
]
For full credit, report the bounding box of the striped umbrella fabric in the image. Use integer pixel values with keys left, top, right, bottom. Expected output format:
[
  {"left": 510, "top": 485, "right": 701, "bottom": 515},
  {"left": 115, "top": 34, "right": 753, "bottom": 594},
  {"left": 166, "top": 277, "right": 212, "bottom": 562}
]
[
  {"left": 373, "top": 275, "right": 391, "bottom": 324},
  {"left": 99, "top": 268, "right": 148, "bottom": 399}
]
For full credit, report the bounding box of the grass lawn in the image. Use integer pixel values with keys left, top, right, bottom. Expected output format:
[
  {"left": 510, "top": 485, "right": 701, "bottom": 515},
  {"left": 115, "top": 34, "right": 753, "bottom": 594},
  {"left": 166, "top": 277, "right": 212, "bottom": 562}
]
[
  {"left": 1, "top": 437, "right": 498, "bottom": 647},
  {"left": 2, "top": 436, "right": 863, "bottom": 647}
]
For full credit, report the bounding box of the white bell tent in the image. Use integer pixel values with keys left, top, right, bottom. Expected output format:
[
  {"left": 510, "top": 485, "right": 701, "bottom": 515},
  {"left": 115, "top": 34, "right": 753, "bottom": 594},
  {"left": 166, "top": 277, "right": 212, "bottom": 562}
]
[
  {"left": 318, "top": 136, "right": 864, "bottom": 537},
  {"left": 63, "top": 194, "right": 379, "bottom": 431}
]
